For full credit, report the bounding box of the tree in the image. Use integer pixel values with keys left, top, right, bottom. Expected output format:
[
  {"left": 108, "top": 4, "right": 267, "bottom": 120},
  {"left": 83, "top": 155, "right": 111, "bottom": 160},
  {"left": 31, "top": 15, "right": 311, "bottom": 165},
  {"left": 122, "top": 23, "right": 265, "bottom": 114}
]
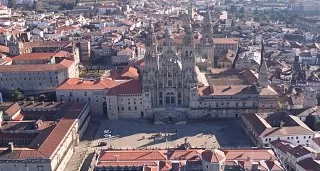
[
  {"left": 7, "top": 0, "right": 16, "bottom": 8},
  {"left": 39, "top": 94, "right": 46, "bottom": 101},
  {"left": 27, "top": 96, "right": 35, "bottom": 101},
  {"left": 229, "top": 5, "right": 237, "bottom": 14},
  {"left": 10, "top": 89, "right": 24, "bottom": 101}
]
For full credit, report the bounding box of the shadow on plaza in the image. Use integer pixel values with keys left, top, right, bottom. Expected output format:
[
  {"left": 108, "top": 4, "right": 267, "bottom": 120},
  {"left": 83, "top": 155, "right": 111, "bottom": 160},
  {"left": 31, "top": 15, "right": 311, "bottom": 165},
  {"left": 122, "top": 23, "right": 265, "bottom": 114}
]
[{"left": 90, "top": 118, "right": 254, "bottom": 148}]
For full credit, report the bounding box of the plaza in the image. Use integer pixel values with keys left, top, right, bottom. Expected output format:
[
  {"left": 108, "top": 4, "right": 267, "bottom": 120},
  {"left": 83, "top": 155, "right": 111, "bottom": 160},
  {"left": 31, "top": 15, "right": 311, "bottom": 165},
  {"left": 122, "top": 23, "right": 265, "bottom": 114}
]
[{"left": 90, "top": 118, "right": 253, "bottom": 150}]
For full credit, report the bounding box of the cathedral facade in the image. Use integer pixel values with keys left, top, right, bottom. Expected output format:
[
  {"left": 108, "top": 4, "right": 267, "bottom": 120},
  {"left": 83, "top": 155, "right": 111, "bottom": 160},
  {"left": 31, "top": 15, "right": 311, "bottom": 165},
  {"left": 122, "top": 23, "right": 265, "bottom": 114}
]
[{"left": 140, "top": 20, "right": 279, "bottom": 122}]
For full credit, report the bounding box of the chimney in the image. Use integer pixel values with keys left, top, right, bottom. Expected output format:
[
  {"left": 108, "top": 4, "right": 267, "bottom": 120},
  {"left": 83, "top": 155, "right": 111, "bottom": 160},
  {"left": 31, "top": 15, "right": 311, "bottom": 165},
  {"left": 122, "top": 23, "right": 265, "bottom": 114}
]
[
  {"left": 0, "top": 92, "right": 3, "bottom": 103},
  {"left": 171, "top": 161, "right": 179, "bottom": 171},
  {"left": 280, "top": 121, "right": 284, "bottom": 129},
  {"left": 8, "top": 142, "right": 14, "bottom": 152},
  {"left": 251, "top": 162, "right": 259, "bottom": 171}
]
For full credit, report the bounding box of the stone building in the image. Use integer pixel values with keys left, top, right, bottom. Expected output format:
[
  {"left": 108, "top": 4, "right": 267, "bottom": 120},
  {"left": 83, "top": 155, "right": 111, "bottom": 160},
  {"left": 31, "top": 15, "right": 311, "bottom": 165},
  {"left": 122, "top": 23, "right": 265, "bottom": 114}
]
[
  {"left": 0, "top": 102, "right": 90, "bottom": 171},
  {"left": 242, "top": 112, "right": 315, "bottom": 148},
  {"left": 141, "top": 22, "right": 278, "bottom": 121},
  {"left": 0, "top": 53, "right": 79, "bottom": 94},
  {"left": 56, "top": 19, "right": 279, "bottom": 121},
  {"left": 95, "top": 148, "right": 284, "bottom": 171}
]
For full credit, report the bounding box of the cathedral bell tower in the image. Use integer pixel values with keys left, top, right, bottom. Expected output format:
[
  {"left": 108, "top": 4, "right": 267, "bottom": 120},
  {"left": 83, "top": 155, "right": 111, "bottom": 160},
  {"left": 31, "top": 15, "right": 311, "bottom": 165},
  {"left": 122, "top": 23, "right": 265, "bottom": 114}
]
[
  {"left": 8, "top": 35, "right": 22, "bottom": 56},
  {"left": 200, "top": 8, "right": 215, "bottom": 67},
  {"left": 258, "top": 42, "right": 269, "bottom": 88},
  {"left": 142, "top": 22, "right": 158, "bottom": 117},
  {"left": 182, "top": 20, "right": 198, "bottom": 106}
]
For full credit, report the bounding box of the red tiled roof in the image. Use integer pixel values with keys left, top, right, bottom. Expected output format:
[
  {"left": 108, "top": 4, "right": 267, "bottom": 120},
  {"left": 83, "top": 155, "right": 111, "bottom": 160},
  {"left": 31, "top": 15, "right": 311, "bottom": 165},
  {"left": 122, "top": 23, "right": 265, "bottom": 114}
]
[
  {"left": 57, "top": 78, "right": 118, "bottom": 90},
  {"left": 0, "top": 149, "right": 48, "bottom": 160},
  {"left": 2, "top": 102, "right": 21, "bottom": 116},
  {"left": 0, "top": 45, "right": 9, "bottom": 53},
  {"left": 110, "top": 65, "right": 139, "bottom": 80},
  {"left": 98, "top": 150, "right": 167, "bottom": 161},
  {"left": 167, "top": 149, "right": 202, "bottom": 161},
  {"left": 298, "top": 158, "right": 320, "bottom": 171},
  {"left": 11, "top": 113, "right": 24, "bottom": 121},
  {"left": 97, "top": 149, "right": 284, "bottom": 170},
  {"left": 12, "top": 53, "right": 56, "bottom": 61},
  {"left": 23, "top": 41, "right": 72, "bottom": 49},
  {"left": 37, "top": 103, "right": 87, "bottom": 157},
  {"left": 0, "top": 27, "right": 7, "bottom": 33},
  {"left": 313, "top": 137, "right": 320, "bottom": 146},
  {"left": 202, "top": 149, "right": 226, "bottom": 163},
  {"left": 213, "top": 38, "right": 239, "bottom": 44},
  {"left": 107, "top": 79, "right": 142, "bottom": 95},
  {"left": 0, "top": 59, "right": 74, "bottom": 72},
  {"left": 199, "top": 85, "right": 258, "bottom": 96},
  {"left": 97, "top": 161, "right": 158, "bottom": 167}
]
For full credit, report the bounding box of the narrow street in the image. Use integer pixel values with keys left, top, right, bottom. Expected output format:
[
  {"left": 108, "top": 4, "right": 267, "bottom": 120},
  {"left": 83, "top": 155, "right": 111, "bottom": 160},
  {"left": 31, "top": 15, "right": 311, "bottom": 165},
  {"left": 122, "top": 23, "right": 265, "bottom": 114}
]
[{"left": 64, "top": 121, "right": 100, "bottom": 171}]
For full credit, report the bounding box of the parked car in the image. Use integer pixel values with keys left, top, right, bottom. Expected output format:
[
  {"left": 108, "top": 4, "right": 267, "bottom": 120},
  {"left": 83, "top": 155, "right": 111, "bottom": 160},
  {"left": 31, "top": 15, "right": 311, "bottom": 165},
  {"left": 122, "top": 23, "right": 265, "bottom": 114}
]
[
  {"left": 98, "top": 142, "right": 107, "bottom": 146},
  {"left": 104, "top": 133, "right": 112, "bottom": 138},
  {"left": 104, "top": 130, "right": 112, "bottom": 134}
]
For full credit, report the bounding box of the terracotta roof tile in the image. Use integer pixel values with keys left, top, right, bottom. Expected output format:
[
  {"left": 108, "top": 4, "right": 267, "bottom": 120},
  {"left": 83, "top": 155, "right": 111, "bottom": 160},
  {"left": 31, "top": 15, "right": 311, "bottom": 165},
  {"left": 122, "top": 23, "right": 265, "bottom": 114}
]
[
  {"left": 0, "top": 59, "right": 74, "bottom": 72},
  {"left": 213, "top": 38, "right": 239, "bottom": 44},
  {"left": 298, "top": 158, "right": 320, "bottom": 171},
  {"left": 107, "top": 79, "right": 142, "bottom": 95},
  {"left": 12, "top": 53, "right": 56, "bottom": 61}
]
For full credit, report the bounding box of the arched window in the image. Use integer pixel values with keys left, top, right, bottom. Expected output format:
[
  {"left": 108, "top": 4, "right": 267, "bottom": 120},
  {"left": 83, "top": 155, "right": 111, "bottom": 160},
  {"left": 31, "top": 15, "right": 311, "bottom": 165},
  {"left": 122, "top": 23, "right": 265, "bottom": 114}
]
[{"left": 165, "top": 92, "right": 175, "bottom": 105}]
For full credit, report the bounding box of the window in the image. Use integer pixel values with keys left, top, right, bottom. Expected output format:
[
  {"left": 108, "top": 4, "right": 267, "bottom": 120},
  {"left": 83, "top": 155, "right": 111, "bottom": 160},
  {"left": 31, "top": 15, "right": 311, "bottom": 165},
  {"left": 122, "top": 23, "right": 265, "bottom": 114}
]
[
  {"left": 128, "top": 107, "right": 131, "bottom": 111},
  {"left": 85, "top": 92, "right": 87, "bottom": 96},
  {"left": 167, "top": 80, "right": 173, "bottom": 87},
  {"left": 166, "top": 92, "right": 175, "bottom": 105},
  {"left": 135, "top": 106, "right": 137, "bottom": 110}
]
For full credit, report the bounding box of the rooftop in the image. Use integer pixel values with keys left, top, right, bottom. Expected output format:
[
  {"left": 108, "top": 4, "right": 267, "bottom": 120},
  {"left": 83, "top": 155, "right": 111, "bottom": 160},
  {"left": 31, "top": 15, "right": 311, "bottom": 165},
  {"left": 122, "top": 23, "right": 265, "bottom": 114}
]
[
  {"left": 0, "top": 102, "right": 88, "bottom": 159},
  {"left": 242, "top": 113, "right": 314, "bottom": 138},
  {"left": 96, "top": 148, "right": 284, "bottom": 171}
]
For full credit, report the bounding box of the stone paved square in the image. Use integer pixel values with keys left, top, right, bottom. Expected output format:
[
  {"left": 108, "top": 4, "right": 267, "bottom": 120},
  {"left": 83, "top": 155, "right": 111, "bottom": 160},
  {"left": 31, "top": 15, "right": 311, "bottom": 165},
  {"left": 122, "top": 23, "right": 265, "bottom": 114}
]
[{"left": 90, "top": 119, "right": 253, "bottom": 150}]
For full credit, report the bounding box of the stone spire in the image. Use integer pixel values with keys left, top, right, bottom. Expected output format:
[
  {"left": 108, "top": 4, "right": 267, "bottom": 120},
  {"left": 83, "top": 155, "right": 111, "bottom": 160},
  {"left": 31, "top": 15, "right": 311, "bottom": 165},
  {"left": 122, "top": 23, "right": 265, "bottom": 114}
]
[
  {"left": 164, "top": 27, "right": 174, "bottom": 46},
  {"left": 145, "top": 22, "right": 157, "bottom": 46},
  {"left": 200, "top": 7, "right": 213, "bottom": 44},
  {"left": 183, "top": 20, "right": 194, "bottom": 46},
  {"left": 258, "top": 42, "right": 269, "bottom": 88}
]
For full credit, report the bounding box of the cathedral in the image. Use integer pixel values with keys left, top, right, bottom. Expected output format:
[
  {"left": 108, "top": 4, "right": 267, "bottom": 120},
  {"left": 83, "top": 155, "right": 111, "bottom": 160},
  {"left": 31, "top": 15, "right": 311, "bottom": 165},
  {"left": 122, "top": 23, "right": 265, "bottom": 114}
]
[
  {"left": 141, "top": 18, "right": 279, "bottom": 122},
  {"left": 56, "top": 12, "right": 279, "bottom": 121}
]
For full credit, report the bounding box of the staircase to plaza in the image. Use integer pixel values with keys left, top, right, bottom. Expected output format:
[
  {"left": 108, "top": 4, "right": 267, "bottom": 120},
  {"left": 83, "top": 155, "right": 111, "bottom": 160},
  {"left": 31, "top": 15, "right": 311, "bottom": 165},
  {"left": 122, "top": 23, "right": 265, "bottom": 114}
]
[{"left": 64, "top": 120, "right": 100, "bottom": 171}]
